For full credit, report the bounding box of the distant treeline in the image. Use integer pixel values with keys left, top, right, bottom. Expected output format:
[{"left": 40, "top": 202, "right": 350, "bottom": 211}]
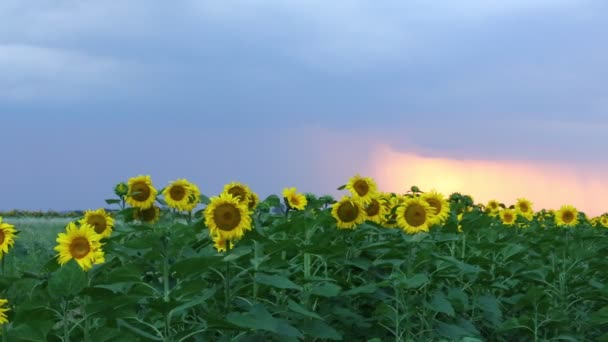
[{"left": 0, "top": 209, "right": 113, "bottom": 218}]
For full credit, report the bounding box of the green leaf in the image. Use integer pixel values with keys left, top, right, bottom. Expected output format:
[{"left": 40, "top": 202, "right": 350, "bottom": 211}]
[
  {"left": 591, "top": 306, "right": 608, "bottom": 325},
  {"left": 48, "top": 260, "right": 87, "bottom": 298},
  {"left": 343, "top": 283, "right": 379, "bottom": 296},
  {"left": 199, "top": 194, "right": 211, "bottom": 205},
  {"left": 105, "top": 199, "right": 121, "bottom": 205},
  {"left": 309, "top": 282, "right": 341, "bottom": 297},
  {"left": 402, "top": 273, "right": 429, "bottom": 289},
  {"left": 477, "top": 294, "right": 503, "bottom": 325},
  {"left": 117, "top": 319, "right": 163, "bottom": 341},
  {"left": 337, "top": 184, "right": 347, "bottom": 190},
  {"left": 223, "top": 246, "right": 253, "bottom": 262},
  {"left": 227, "top": 304, "right": 303, "bottom": 338},
  {"left": 300, "top": 319, "right": 342, "bottom": 340},
  {"left": 428, "top": 291, "right": 455, "bottom": 317},
  {"left": 255, "top": 273, "right": 302, "bottom": 290},
  {"left": 287, "top": 299, "right": 323, "bottom": 320}
]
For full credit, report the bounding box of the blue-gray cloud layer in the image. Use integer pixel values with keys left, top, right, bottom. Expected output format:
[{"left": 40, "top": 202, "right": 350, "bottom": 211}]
[{"left": 1, "top": 1, "right": 607, "bottom": 209}]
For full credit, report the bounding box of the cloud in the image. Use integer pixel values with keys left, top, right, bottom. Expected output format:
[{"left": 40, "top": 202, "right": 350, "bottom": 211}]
[
  {"left": 371, "top": 143, "right": 608, "bottom": 216},
  {"left": 0, "top": 44, "right": 128, "bottom": 102}
]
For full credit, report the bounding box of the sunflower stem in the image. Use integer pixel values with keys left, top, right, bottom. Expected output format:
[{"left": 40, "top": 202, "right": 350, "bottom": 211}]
[
  {"left": 81, "top": 300, "right": 90, "bottom": 342},
  {"left": 224, "top": 261, "right": 231, "bottom": 313},
  {"left": 63, "top": 300, "right": 70, "bottom": 342},
  {"left": 253, "top": 241, "right": 260, "bottom": 300}
]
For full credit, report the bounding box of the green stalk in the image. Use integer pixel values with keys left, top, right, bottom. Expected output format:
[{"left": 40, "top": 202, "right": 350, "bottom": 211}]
[
  {"left": 253, "top": 241, "right": 260, "bottom": 300},
  {"left": 224, "top": 261, "right": 231, "bottom": 313},
  {"left": 63, "top": 300, "right": 70, "bottom": 342},
  {"left": 81, "top": 301, "right": 90, "bottom": 342}
]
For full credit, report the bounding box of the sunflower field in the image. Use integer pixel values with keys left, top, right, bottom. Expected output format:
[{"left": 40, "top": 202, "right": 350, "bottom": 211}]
[{"left": 1, "top": 174, "right": 608, "bottom": 341}]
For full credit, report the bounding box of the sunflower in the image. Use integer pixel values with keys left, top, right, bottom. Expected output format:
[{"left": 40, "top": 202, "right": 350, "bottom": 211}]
[
  {"left": 331, "top": 196, "right": 366, "bottom": 229},
  {"left": 396, "top": 197, "right": 435, "bottom": 234},
  {"left": 0, "top": 299, "right": 8, "bottom": 326},
  {"left": 205, "top": 193, "right": 252, "bottom": 240},
  {"left": 80, "top": 208, "right": 114, "bottom": 238},
  {"left": 345, "top": 174, "right": 378, "bottom": 204},
  {"left": 185, "top": 182, "right": 202, "bottom": 212},
  {"left": 0, "top": 217, "right": 17, "bottom": 259},
  {"left": 212, "top": 234, "right": 234, "bottom": 253},
  {"left": 485, "top": 199, "right": 501, "bottom": 216},
  {"left": 283, "top": 187, "right": 308, "bottom": 211},
  {"left": 600, "top": 216, "right": 608, "bottom": 228},
  {"left": 54, "top": 222, "right": 105, "bottom": 272},
  {"left": 499, "top": 209, "right": 516, "bottom": 226},
  {"left": 382, "top": 195, "right": 405, "bottom": 228},
  {"left": 364, "top": 197, "right": 387, "bottom": 224},
  {"left": 555, "top": 205, "right": 578, "bottom": 227},
  {"left": 163, "top": 179, "right": 200, "bottom": 211},
  {"left": 114, "top": 182, "right": 128, "bottom": 197},
  {"left": 247, "top": 192, "right": 259, "bottom": 212},
  {"left": 421, "top": 190, "right": 450, "bottom": 225},
  {"left": 126, "top": 175, "right": 158, "bottom": 209},
  {"left": 134, "top": 205, "right": 161, "bottom": 224},
  {"left": 515, "top": 198, "right": 534, "bottom": 220},
  {"left": 223, "top": 182, "right": 253, "bottom": 205}
]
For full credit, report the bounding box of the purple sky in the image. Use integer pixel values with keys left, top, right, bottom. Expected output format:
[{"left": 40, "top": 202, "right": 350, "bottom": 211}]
[{"left": 1, "top": 1, "right": 608, "bottom": 211}]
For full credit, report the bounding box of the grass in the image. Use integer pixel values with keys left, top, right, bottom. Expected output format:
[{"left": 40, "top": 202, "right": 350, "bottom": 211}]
[{"left": 2, "top": 217, "right": 71, "bottom": 276}]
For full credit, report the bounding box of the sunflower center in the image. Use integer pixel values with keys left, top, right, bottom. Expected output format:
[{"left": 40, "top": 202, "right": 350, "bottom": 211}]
[
  {"left": 426, "top": 198, "right": 441, "bottom": 215},
  {"left": 87, "top": 215, "right": 107, "bottom": 234},
  {"left": 69, "top": 237, "right": 91, "bottom": 259},
  {"left": 290, "top": 195, "right": 300, "bottom": 206},
  {"left": 0, "top": 230, "right": 4, "bottom": 245},
  {"left": 504, "top": 213, "right": 513, "bottom": 222},
  {"left": 170, "top": 185, "right": 187, "bottom": 201},
  {"left": 140, "top": 207, "right": 158, "bottom": 222},
  {"left": 519, "top": 204, "right": 529, "bottom": 212},
  {"left": 214, "top": 204, "right": 242, "bottom": 231},
  {"left": 404, "top": 204, "right": 427, "bottom": 227},
  {"left": 132, "top": 182, "right": 151, "bottom": 201},
  {"left": 490, "top": 202, "right": 498, "bottom": 209},
  {"left": 228, "top": 187, "right": 247, "bottom": 203},
  {"left": 337, "top": 201, "right": 359, "bottom": 222},
  {"left": 365, "top": 199, "right": 380, "bottom": 216},
  {"left": 562, "top": 211, "right": 574, "bottom": 223},
  {"left": 353, "top": 180, "right": 369, "bottom": 196}
]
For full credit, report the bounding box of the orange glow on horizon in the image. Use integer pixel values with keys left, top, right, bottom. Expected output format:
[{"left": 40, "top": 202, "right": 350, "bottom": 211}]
[{"left": 370, "top": 144, "right": 608, "bottom": 217}]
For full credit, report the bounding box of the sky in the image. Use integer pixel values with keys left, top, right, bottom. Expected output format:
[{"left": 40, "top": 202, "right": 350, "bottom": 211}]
[{"left": 1, "top": 1, "right": 608, "bottom": 214}]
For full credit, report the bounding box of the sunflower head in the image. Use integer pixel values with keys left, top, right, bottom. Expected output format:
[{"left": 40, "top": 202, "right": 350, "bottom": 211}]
[
  {"left": 283, "top": 187, "right": 308, "bottom": 211},
  {"left": 114, "top": 182, "right": 128, "bottom": 197},
  {"left": 421, "top": 190, "right": 450, "bottom": 226},
  {"left": 345, "top": 174, "right": 378, "bottom": 204},
  {"left": 212, "top": 234, "right": 235, "bottom": 253},
  {"left": 205, "top": 193, "right": 252, "bottom": 240},
  {"left": 555, "top": 205, "right": 579, "bottom": 227},
  {"left": 485, "top": 200, "right": 500, "bottom": 216},
  {"left": 396, "top": 197, "right": 435, "bottom": 234},
  {"left": 499, "top": 209, "right": 517, "bottom": 226},
  {"left": 331, "top": 196, "right": 365, "bottom": 229},
  {"left": 126, "top": 175, "right": 158, "bottom": 209},
  {"left": 223, "top": 182, "right": 252, "bottom": 205},
  {"left": 515, "top": 198, "right": 534, "bottom": 219},
  {"left": 600, "top": 216, "right": 608, "bottom": 228},
  {"left": 0, "top": 298, "right": 8, "bottom": 326},
  {"left": 0, "top": 217, "right": 17, "bottom": 258},
  {"left": 134, "top": 206, "right": 161, "bottom": 224},
  {"left": 247, "top": 192, "right": 259, "bottom": 212},
  {"left": 80, "top": 209, "right": 114, "bottom": 238},
  {"left": 364, "top": 197, "right": 387, "bottom": 224},
  {"left": 54, "top": 222, "right": 105, "bottom": 272},
  {"left": 163, "top": 179, "right": 200, "bottom": 211}
]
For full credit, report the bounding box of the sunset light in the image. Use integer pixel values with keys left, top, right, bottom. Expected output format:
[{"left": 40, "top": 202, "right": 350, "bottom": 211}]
[{"left": 371, "top": 144, "right": 608, "bottom": 216}]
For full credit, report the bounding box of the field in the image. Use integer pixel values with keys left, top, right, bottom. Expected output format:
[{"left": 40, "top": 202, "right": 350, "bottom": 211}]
[{"left": 1, "top": 179, "right": 608, "bottom": 341}]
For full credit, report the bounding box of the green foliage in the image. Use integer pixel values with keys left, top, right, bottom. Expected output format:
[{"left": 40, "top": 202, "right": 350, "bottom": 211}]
[{"left": 1, "top": 194, "right": 608, "bottom": 341}]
